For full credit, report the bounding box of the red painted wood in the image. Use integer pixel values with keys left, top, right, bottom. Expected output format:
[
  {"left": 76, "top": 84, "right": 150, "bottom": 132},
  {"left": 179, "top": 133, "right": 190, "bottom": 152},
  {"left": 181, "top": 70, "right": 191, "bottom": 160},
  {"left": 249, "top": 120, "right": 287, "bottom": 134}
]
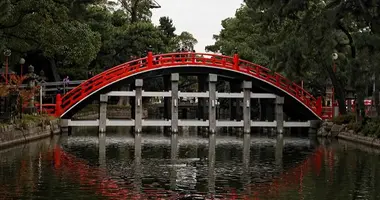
[{"left": 54, "top": 52, "right": 322, "bottom": 118}]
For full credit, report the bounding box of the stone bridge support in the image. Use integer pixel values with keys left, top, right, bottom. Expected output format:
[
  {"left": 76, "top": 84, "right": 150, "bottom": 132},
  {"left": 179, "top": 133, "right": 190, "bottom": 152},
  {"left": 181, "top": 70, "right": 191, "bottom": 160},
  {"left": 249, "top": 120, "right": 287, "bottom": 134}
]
[
  {"left": 135, "top": 79, "right": 143, "bottom": 133},
  {"left": 99, "top": 94, "right": 108, "bottom": 133},
  {"left": 242, "top": 81, "right": 252, "bottom": 134},
  {"left": 208, "top": 74, "right": 217, "bottom": 134},
  {"left": 171, "top": 73, "right": 179, "bottom": 133},
  {"left": 275, "top": 96, "right": 284, "bottom": 134}
]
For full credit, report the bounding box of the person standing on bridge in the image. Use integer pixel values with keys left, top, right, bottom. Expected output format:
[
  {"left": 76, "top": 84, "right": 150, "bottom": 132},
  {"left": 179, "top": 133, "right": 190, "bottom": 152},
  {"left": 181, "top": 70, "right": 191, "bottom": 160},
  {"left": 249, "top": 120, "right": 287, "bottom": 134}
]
[{"left": 63, "top": 76, "right": 70, "bottom": 94}]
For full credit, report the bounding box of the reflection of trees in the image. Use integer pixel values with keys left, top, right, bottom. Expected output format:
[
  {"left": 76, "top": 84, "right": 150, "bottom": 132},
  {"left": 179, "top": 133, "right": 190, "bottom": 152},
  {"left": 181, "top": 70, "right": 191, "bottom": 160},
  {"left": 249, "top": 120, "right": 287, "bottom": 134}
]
[
  {"left": 293, "top": 144, "right": 380, "bottom": 200},
  {"left": 0, "top": 139, "right": 52, "bottom": 198}
]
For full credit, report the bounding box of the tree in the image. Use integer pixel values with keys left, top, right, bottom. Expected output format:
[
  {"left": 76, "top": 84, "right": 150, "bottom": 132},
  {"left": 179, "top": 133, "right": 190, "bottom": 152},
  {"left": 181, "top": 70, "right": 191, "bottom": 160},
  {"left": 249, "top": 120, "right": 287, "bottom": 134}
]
[
  {"left": 116, "top": 0, "right": 153, "bottom": 23},
  {"left": 0, "top": 0, "right": 199, "bottom": 83},
  {"left": 176, "top": 31, "right": 198, "bottom": 51},
  {"left": 208, "top": 0, "right": 380, "bottom": 115},
  {"left": 159, "top": 17, "right": 176, "bottom": 38},
  {"left": 0, "top": 0, "right": 103, "bottom": 80},
  {"left": 158, "top": 16, "right": 177, "bottom": 52}
]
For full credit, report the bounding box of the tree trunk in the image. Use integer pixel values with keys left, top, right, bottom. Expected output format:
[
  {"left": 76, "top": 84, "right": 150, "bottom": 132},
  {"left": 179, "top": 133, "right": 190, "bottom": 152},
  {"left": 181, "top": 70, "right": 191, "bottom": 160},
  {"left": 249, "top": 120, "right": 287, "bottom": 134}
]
[
  {"left": 48, "top": 58, "right": 60, "bottom": 81},
  {"left": 374, "top": 73, "right": 380, "bottom": 116},
  {"left": 323, "top": 62, "right": 347, "bottom": 115},
  {"left": 130, "top": 0, "right": 140, "bottom": 24}
]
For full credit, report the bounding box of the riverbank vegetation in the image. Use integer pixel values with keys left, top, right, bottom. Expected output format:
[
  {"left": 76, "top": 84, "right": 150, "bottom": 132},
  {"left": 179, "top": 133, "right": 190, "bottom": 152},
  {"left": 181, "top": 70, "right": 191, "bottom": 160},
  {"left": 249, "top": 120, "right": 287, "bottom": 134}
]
[
  {"left": 333, "top": 114, "right": 380, "bottom": 138},
  {"left": 0, "top": 114, "right": 55, "bottom": 131},
  {"left": 207, "top": 0, "right": 380, "bottom": 116}
]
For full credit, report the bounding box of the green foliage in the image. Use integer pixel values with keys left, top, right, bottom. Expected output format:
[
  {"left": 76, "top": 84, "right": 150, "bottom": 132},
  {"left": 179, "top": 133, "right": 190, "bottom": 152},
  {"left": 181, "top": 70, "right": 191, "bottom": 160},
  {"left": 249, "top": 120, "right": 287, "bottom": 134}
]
[
  {"left": 176, "top": 31, "right": 198, "bottom": 51},
  {"left": 332, "top": 114, "right": 356, "bottom": 125},
  {"left": 19, "top": 114, "right": 55, "bottom": 129},
  {"left": 208, "top": 0, "right": 380, "bottom": 112},
  {"left": 361, "top": 118, "right": 380, "bottom": 138},
  {"left": 158, "top": 16, "right": 177, "bottom": 52},
  {"left": 347, "top": 121, "right": 363, "bottom": 133},
  {"left": 0, "top": 0, "right": 198, "bottom": 81}
]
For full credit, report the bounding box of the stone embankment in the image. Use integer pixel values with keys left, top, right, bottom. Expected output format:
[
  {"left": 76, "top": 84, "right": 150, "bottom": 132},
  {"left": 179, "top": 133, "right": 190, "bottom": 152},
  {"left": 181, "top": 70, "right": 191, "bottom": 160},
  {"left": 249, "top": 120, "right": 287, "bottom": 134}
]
[
  {"left": 0, "top": 119, "right": 60, "bottom": 149},
  {"left": 318, "top": 121, "right": 380, "bottom": 148}
]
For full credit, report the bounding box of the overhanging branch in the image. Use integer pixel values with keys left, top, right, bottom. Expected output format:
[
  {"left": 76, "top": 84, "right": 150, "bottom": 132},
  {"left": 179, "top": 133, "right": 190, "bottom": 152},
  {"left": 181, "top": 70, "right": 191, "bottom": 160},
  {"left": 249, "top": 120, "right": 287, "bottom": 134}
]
[
  {"left": 0, "top": 9, "right": 37, "bottom": 30},
  {"left": 337, "top": 21, "right": 356, "bottom": 58}
]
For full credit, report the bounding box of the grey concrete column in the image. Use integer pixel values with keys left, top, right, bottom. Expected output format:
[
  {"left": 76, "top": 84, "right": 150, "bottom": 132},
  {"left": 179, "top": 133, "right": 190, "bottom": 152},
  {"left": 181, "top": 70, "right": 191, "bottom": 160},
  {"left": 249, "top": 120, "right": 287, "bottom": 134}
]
[
  {"left": 134, "top": 132, "right": 142, "bottom": 193},
  {"left": 308, "top": 120, "right": 320, "bottom": 136},
  {"left": 135, "top": 79, "right": 143, "bottom": 133},
  {"left": 170, "top": 133, "right": 178, "bottom": 190},
  {"left": 98, "top": 133, "right": 106, "bottom": 169},
  {"left": 242, "top": 81, "right": 252, "bottom": 134},
  {"left": 208, "top": 74, "right": 217, "bottom": 134},
  {"left": 242, "top": 133, "right": 251, "bottom": 195},
  {"left": 208, "top": 132, "right": 216, "bottom": 195},
  {"left": 171, "top": 73, "right": 179, "bottom": 133},
  {"left": 275, "top": 96, "right": 284, "bottom": 134},
  {"left": 99, "top": 94, "right": 108, "bottom": 133},
  {"left": 60, "top": 119, "right": 69, "bottom": 134},
  {"left": 275, "top": 133, "right": 284, "bottom": 171}
]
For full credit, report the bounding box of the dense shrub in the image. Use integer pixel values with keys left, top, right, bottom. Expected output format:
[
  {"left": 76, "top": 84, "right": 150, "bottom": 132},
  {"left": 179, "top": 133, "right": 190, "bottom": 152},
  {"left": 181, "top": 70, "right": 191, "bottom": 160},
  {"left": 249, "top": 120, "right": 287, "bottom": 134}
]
[
  {"left": 347, "top": 122, "right": 363, "bottom": 133},
  {"left": 333, "top": 114, "right": 380, "bottom": 138},
  {"left": 361, "top": 118, "right": 380, "bottom": 138},
  {"left": 332, "top": 113, "right": 356, "bottom": 125}
]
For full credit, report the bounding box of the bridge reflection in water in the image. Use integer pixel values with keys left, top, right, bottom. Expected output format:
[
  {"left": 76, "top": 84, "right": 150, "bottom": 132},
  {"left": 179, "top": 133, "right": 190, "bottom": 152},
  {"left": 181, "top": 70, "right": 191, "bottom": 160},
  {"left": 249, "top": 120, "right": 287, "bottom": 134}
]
[
  {"left": 55, "top": 128, "right": 322, "bottom": 199},
  {"left": 1, "top": 129, "right": 380, "bottom": 199}
]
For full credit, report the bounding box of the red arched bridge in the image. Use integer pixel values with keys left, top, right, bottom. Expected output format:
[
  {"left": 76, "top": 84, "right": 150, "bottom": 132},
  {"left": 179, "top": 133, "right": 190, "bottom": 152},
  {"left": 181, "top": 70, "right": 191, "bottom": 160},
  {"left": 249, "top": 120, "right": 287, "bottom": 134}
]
[{"left": 41, "top": 52, "right": 323, "bottom": 120}]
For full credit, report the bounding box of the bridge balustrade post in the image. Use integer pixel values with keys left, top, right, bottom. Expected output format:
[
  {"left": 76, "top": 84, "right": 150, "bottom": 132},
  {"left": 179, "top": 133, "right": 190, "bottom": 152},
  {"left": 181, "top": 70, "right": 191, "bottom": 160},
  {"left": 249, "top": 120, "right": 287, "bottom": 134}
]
[
  {"left": 99, "top": 94, "right": 108, "bottom": 133},
  {"left": 135, "top": 79, "right": 143, "bottom": 133},
  {"left": 242, "top": 81, "right": 252, "bottom": 134},
  {"left": 208, "top": 74, "right": 217, "bottom": 134},
  {"left": 147, "top": 51, "right": 153, "bottom": 68},
  {"left": 171, "top": 73, "right": 179, "bottom": 133},
  {"left": 275, "top": 96, "right": 285, "bottom": 134},
  {"left": 233, "top": 52, "right": 239, "bottom": 71},
  {"left": 55, "top": 94, "right": 62, "bottom": 117}
]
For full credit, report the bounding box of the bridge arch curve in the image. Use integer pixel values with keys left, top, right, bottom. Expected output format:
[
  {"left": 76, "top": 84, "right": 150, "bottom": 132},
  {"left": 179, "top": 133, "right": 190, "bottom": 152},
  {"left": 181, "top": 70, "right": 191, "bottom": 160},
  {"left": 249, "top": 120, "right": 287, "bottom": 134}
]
[{"left": 56, "top": 52, "right": 322, "bottom": 119}]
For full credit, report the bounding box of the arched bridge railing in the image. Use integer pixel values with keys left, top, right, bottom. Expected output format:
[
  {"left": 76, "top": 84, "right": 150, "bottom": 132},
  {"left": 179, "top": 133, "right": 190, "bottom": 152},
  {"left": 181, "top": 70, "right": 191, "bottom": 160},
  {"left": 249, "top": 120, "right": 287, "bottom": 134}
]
[{"left": 55, "top": 52, "right": 323, "bottom": 118}]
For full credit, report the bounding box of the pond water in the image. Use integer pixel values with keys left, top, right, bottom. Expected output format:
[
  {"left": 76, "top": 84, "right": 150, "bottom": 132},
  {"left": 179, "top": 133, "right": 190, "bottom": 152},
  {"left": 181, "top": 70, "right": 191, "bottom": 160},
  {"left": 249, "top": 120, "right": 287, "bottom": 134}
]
[{"left": 1, "top": 127, "right": 380, "bottom": 199}]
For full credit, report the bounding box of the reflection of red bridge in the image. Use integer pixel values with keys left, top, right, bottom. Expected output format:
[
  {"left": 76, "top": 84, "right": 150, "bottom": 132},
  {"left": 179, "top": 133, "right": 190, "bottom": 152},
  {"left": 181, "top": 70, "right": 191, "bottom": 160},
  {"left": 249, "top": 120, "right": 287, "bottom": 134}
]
[{"left": 50, "top": 146, "right": 334, "bottom": 199}]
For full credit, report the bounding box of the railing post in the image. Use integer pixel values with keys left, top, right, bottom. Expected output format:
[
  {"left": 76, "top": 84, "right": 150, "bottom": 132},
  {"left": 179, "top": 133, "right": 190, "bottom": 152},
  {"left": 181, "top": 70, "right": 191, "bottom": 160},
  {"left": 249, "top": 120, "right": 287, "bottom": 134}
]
[
  {"left": 208, "top": 74, "right": 217, "bottom": 134},
  {"left": 316, "top": 96, "right": 322, "bottom": 116},
  {"left": 242, "top": 81, "right": 252, "bottom": 134},
  {"left": 147, "top": 45, "right": 153, "bottom": 68},
  {"left": 171, "top": 73, "right": 179, "bottom": 133},
  {"left": 55, "top": 94, "right": 62, "bottom": 117},
  {"left": 135, "top": 79, "right": 143, "bottom": 133},
  {"left": 147, "top": 51, "right": 153, "bottom": 68},
  {"left": 233, "top": 48, "right": 239, "bottom": 71},
  {"left": 191, "top": 52, "right": 196, "bottom": 63}
]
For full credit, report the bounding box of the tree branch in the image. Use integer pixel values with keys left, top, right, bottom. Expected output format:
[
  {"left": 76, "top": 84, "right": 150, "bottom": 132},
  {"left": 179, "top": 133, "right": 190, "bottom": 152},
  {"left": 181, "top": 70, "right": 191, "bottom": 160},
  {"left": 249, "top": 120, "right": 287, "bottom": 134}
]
[
  {"left": 5, "top": 32, "right": 40, "bottom": 46},
  {"left": 356, "top": 0, "right": 373, "bottom": 24},
  {"left": 0, "top": 4, "right": 37, "bottom": 30},
  {"left": 337, "top": 21, "right": 356, "bottom": 58}
]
